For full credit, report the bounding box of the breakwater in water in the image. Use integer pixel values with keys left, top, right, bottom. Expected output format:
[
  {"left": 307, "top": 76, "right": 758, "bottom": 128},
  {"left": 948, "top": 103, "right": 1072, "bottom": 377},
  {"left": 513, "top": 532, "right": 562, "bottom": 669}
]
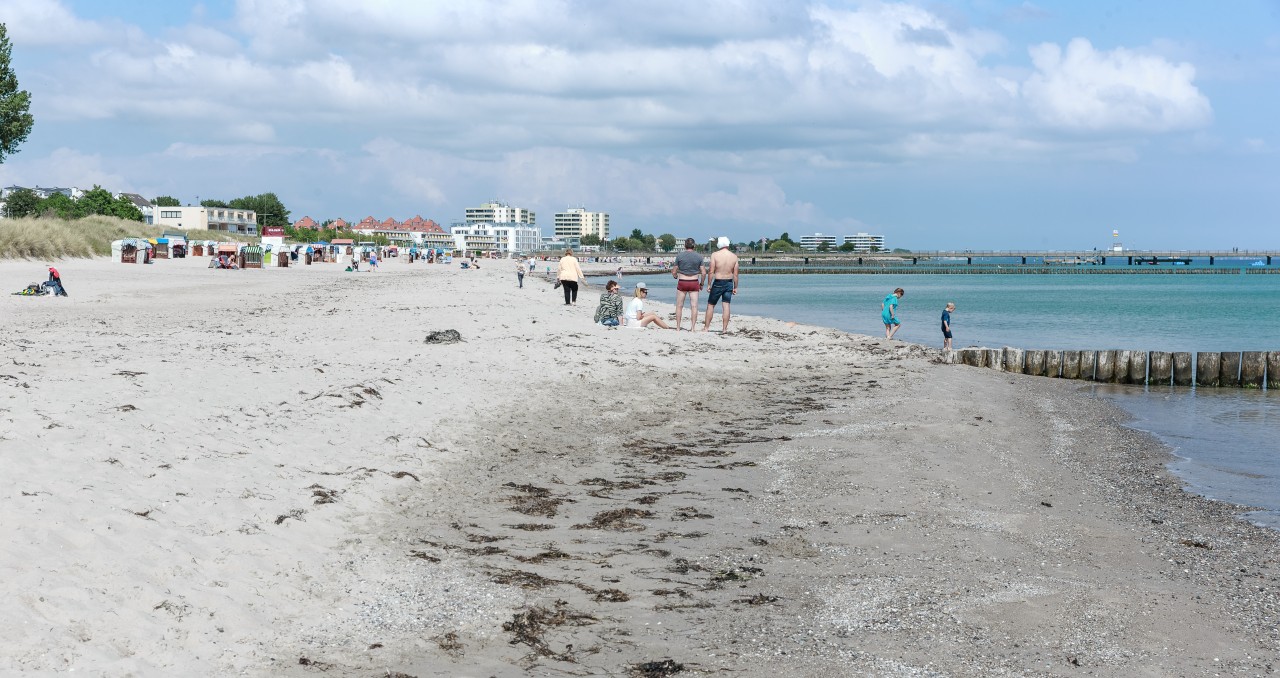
[
  {"left": 735, "top": 265, "right": 1280, "bottom": 275},
  {"left": 948, "top": 348, "right": 1280, "bottom": 389}
]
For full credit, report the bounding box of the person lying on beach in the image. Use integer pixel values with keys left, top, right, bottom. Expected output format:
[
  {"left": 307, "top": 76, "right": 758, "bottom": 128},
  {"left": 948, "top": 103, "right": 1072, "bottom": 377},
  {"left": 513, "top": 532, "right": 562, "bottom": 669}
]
[
  {"left": 627, "top": 283, "right": 673, "bottom": 329},
  {"left": 593, "top": 280, "right": 625, "bottom": 327}
]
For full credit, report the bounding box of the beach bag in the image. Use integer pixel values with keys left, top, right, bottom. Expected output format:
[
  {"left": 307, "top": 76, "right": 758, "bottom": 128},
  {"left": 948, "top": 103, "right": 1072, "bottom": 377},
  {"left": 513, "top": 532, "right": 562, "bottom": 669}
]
[{"left": 553, "top": 280, "right": 562, "bottom": 289}]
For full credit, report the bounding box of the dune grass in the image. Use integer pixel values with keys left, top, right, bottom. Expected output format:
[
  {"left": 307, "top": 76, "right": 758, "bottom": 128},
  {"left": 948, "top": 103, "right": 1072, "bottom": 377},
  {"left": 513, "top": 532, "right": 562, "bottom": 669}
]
[{"left": 0, "top": 216, "right": 258, "bottom": 260}]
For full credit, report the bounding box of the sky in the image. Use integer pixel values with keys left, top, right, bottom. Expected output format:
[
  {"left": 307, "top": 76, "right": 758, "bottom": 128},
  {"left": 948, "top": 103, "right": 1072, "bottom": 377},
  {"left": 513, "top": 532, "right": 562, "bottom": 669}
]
[{"left": 1, "top": 0, "right": 1279, "bottom": 249}]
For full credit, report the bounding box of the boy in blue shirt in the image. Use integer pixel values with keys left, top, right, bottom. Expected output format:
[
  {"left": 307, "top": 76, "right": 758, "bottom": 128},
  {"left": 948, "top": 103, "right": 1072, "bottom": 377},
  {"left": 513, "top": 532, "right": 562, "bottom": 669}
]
[{"left": 941, "top": 302, "right": 955, "bottom": 349}]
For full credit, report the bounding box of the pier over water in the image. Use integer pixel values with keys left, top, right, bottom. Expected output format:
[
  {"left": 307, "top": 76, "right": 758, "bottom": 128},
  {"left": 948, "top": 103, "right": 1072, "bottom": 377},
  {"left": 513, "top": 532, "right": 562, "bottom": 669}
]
[{"left": 732, "top": 249, "right": 1280, "bottom": 274}]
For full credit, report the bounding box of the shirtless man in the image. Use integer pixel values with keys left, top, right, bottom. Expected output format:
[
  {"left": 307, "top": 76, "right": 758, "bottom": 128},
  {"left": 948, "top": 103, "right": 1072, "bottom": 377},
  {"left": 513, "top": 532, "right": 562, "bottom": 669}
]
[
  {"left": 701, "top": 237, "right": 740, "bottom": 333},
  {"left": 671, "top": 238, "right": 706, "bottom": 331}
]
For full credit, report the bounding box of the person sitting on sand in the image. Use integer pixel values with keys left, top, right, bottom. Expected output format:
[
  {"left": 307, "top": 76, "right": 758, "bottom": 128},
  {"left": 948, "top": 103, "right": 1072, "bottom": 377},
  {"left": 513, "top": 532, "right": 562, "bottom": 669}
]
[
  {"left": 627, "top": 283, "right": 672, "bottom": 329},
  {"left": 593, "top": 280, "right": 625, "bottom": 327}
]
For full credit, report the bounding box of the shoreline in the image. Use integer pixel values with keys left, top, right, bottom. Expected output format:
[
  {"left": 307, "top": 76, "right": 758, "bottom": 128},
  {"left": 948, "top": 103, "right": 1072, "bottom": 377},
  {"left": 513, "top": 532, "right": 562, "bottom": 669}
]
[{"left": 1, "top": 256, "right": 1276, "bottom": 675}]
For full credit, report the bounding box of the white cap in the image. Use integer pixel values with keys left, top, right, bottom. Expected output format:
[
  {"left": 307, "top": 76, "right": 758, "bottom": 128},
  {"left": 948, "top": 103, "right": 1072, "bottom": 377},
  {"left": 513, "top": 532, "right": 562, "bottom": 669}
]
[{"left": 717, "top": 236, "right": 731, "bottom": 249}]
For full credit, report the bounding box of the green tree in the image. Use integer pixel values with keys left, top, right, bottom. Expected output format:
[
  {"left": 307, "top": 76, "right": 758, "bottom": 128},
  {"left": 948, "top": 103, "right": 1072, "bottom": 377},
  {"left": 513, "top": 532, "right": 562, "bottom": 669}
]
[
  {"left": 768, "top": 240, "right": 799, "bottom": 253},
  {"left": 152, "top": 195, "right": 181, "bottom": 206},
  {"left": 111, "top": 195, "right": 143, "bottom": 221},
  {"left": 0, "top": 24, "right": 34, "bottom": 164},
  {"left": 778, "top": 232, "right": 796, "bottom": 244},
  {"left": 658, "top": 233, "right": 676, "bottom": 252},
  {"left": 228, "top": 192, "right": 290, "bottom": 227},
  {"left": 37, "top": 192, "right": 79, "bottom": 219},
  {"left": 77, "top": 185, "right": 115, "bottom": 216},
  {"left": 612, "top": 236, "right": 633, "bottom": 251},
  {"left": 3, "top": 186, "right": 38, "bottom": 217},
  {"left": 200, "top": 199, "right": 230, "bottom": 208},
  {"left": 641, "top": 233, "right": 656, "bottom": 251},
  {"left": 630, "top": 228, "right": 644, "bottom": 241},
  {"left": 817, "top": 241, "right": 830, "bottom": 252},
  {"left": 838, "top": 241, "right": 856, "bottom": 252},
  {"left": 580, "top": 233, "right": 601, "bottom": 246}
]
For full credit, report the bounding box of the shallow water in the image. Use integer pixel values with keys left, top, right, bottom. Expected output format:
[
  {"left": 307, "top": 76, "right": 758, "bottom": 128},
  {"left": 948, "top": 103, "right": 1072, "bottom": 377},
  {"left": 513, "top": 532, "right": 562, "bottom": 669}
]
[{"left": 596, "top": 271, "right": 1280, "bottom": 528}]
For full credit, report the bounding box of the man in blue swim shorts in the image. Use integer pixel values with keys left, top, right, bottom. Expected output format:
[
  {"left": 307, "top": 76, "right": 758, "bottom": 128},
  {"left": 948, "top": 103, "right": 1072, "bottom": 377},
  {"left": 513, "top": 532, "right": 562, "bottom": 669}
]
[
  {"left": 882, "top": 287, "right": 904, "bottom": 340},
  {"left": 701, "top": 237, "right": 740, "bottom": 333}
]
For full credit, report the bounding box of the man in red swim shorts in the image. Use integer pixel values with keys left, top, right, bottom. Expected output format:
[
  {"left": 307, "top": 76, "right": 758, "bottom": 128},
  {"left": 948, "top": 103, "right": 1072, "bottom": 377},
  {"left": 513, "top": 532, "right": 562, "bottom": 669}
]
[{"left": 671, "top": 238, "right": 706, "bottom": 331}]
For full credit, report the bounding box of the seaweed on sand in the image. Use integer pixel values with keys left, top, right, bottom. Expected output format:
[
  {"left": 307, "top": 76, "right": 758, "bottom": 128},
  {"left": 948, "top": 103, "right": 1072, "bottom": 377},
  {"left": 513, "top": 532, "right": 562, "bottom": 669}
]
[
  {"left": 502, "top": 600, "right": 596, "bottom": 662},
  {"left": 572, "top": 508, "right": 655, "bottom": 531}
]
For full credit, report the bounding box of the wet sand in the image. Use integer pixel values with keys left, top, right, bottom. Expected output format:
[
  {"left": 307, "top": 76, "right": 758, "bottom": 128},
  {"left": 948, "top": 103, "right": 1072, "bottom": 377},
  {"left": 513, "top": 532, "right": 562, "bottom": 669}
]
[{"left": 1, "top": 256, "right": 1276, "bottom": 676}]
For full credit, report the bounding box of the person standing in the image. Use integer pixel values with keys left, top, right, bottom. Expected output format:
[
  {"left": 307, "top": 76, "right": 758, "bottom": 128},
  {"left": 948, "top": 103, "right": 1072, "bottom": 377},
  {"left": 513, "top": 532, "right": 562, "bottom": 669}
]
[
  {"left": 516, "top": 259, "right": 527, "bottom": 288},
  {"left": 368, "top": 250, "right": 379, "bottom": 272},
  {"left": 671, "top": 238, "right": 706, "bottom": 330},
  {"left": 701, "top": 237, "right": 739, "bottom": 333},
  {"left": 941, "top": 302, "right": 955, "bottom": 349},
  {"left": 557, "top": 248, "right": 586, "bottom": 305},
  {"left": 882, "top": 287, "right": 905, "bottom": 340}
]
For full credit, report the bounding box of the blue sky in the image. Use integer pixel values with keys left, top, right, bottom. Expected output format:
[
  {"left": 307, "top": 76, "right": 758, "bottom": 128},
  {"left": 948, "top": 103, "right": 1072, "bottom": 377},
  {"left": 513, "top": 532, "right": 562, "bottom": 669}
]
[{"left": 2, "top": 0, "right": 1278, "bottom": 249}]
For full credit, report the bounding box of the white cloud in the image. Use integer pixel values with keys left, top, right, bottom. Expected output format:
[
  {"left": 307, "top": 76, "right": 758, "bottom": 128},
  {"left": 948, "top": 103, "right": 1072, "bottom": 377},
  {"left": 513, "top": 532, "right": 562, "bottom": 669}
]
[
  {"left": 5, "top": 1, "right": 1228, "bottom": 239},
  {"left": 1023, "top": 38, "right": 1212, "bottom": 132},
  {"left": 2, "top": 0, "right": 108, "bottom": 46},
  {"left": 0, "top": 147, "right": 127, "bottom": 190}
]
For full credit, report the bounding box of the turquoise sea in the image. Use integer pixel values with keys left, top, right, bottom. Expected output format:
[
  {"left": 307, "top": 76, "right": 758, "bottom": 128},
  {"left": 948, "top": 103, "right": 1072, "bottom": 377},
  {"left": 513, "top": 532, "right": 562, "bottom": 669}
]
[{"left": 600, "top": 272, "right": 1280, "bottom": 529}]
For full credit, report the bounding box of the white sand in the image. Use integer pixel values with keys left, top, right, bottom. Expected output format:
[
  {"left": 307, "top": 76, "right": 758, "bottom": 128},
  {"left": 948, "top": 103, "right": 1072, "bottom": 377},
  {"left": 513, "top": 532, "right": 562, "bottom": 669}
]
[{"left": 1, "top": 255, "right": 1276, "bottom": 676}]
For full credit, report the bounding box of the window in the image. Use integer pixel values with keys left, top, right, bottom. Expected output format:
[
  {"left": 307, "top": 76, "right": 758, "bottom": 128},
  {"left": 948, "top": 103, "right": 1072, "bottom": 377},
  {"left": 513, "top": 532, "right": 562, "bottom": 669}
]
[{"left": 160, "top": 210, "right": 181, "bottom": 218}]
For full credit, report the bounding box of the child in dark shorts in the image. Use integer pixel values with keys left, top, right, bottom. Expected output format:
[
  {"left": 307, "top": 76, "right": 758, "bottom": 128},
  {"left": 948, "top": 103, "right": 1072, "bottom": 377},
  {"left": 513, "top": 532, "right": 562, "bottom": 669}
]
[{"left": 941, "top": 302, "right": 955, "bottom": 349}]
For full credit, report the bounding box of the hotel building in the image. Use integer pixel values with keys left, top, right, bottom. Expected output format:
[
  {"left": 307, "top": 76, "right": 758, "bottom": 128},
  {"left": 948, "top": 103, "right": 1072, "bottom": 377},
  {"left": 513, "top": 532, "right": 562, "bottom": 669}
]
[{"left": 553, "top": 207, "right": 609, "bottom": 241}]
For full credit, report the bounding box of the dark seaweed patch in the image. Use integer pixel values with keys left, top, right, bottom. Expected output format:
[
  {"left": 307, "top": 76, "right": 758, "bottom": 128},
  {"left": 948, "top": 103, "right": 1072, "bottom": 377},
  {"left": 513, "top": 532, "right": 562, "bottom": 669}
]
[{"left": 573, "top": 508, "right": 655, "bottom": 531}]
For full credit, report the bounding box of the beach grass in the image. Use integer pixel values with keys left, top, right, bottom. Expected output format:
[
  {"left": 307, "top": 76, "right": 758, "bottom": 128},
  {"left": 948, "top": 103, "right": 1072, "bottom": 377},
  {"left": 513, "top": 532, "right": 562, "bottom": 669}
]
[{"left": 0, "top": 216, "right": 257, "bottom": 260}]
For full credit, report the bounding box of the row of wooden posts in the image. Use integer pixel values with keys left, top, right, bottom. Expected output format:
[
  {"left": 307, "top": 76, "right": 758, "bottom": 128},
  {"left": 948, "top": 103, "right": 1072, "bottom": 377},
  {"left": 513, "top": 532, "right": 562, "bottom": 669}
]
[{"left": 947, "top": 347, "right": 1280, "bottom": 389}]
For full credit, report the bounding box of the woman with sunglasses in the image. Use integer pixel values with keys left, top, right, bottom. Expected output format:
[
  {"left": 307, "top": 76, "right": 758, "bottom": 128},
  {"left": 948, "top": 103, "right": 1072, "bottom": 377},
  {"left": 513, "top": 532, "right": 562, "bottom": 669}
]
[{"left": 626, "top": 283, "right": 673, "bottom": 329}]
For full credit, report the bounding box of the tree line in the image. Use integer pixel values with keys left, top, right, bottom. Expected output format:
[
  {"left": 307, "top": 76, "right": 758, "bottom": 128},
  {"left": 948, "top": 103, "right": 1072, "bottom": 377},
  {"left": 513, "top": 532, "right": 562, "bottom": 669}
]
[
  {"left": 3, "top": 186, "right": 144, "bottom": 221},
  {"left": 578, "top": 229, "right": 889, "bottom": 253}
]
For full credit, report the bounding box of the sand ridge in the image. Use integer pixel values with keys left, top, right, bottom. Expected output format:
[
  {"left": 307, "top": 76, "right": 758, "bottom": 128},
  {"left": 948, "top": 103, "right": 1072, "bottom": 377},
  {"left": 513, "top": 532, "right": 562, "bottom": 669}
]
[{"left": 1, "top": 255, "right": 1276, "bottom": 676}]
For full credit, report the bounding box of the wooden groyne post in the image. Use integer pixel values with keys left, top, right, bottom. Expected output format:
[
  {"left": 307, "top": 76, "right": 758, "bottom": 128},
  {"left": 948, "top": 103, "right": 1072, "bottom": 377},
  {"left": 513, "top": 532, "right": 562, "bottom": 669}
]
[
  {"left": 1150, "top": 352, "right": 1173, "bottom": 384},
  {"left": 949, "top": 347, "right": 1278, "bottom": 390}
]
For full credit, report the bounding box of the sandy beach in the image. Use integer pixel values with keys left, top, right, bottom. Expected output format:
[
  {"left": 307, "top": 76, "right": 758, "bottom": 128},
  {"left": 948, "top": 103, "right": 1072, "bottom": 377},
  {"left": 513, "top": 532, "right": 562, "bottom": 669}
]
[{"left": 1, "top": 255, "right": 1277, "bottom": 677}]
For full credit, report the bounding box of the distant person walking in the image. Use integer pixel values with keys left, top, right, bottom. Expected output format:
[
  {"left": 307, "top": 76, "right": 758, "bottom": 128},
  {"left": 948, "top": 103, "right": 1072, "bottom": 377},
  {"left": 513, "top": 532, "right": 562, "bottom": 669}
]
[
  {"left": 882, "top": 288, "right": 904, "bottom": 340},
  {"left": 368, "top": 251, "right": 379, "bottom": 272},
  {"left": 671, "top": 238, "right": 706, "bottom": 330},
  {"left": 557, "top": 248, "right": 586, "bottom": 305},
  {"left": 516, "top": 259, "right": 527, "bottom": 288},
  {"left": 941, "top": 302, "right": 955, "bottom": 349},
  {"left": 701, "top": 237, "right": 739, "bottom": 333}
]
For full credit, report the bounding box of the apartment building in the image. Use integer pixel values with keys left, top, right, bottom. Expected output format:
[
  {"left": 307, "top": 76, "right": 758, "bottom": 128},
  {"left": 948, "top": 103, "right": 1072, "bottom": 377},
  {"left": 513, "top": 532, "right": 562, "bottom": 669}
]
[
  {"left": 843, "top": 232, "right": 886, "bottom": 252},
  {"left": 465, "top": 201, "right": 535, "bottom": 226},
  {"left": 553, "top": 207, "right": 609, "bottom": 241},
  {"left": 153, "top": 205, "right": 258, "bottom": 234}
]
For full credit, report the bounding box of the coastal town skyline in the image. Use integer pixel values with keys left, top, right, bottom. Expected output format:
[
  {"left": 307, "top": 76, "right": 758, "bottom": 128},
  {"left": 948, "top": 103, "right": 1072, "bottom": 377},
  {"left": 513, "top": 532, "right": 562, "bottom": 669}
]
[{"left": 0, "top": 1, "right": 1278, "bottom": 249}]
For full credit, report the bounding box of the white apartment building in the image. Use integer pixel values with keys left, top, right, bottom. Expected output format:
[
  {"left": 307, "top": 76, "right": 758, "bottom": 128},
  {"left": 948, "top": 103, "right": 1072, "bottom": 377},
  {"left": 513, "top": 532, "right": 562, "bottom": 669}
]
[
  {"left": 451, "top": 222, "right": 541, "bottom": 255},
  {"left": 843, "top": 232, "right": 886, "bottom": 252},
  {"left": 553, "top": 207, "right": 609, "bottom": 241},
  {"left": 799, "top": 233, "right": 840, "bottom": 251},
  {"left": 465, "top": 201, "right": 536, "bottom": 226},
  {"left": 154, "top": 206, "right": 258, "bottom": 234}
]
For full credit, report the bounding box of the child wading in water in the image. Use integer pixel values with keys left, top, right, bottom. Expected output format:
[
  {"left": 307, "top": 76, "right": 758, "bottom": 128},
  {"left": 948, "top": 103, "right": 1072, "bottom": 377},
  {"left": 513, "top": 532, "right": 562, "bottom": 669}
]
[{"left": 941, "top": 302, "right": 956, "bottom": 349}]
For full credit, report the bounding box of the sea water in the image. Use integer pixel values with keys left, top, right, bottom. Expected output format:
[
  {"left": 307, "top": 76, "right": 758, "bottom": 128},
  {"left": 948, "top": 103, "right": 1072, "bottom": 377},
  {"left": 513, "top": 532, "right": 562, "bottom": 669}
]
[{"left": 599, "top": 271, "right": 1280, "bottom": 527}]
